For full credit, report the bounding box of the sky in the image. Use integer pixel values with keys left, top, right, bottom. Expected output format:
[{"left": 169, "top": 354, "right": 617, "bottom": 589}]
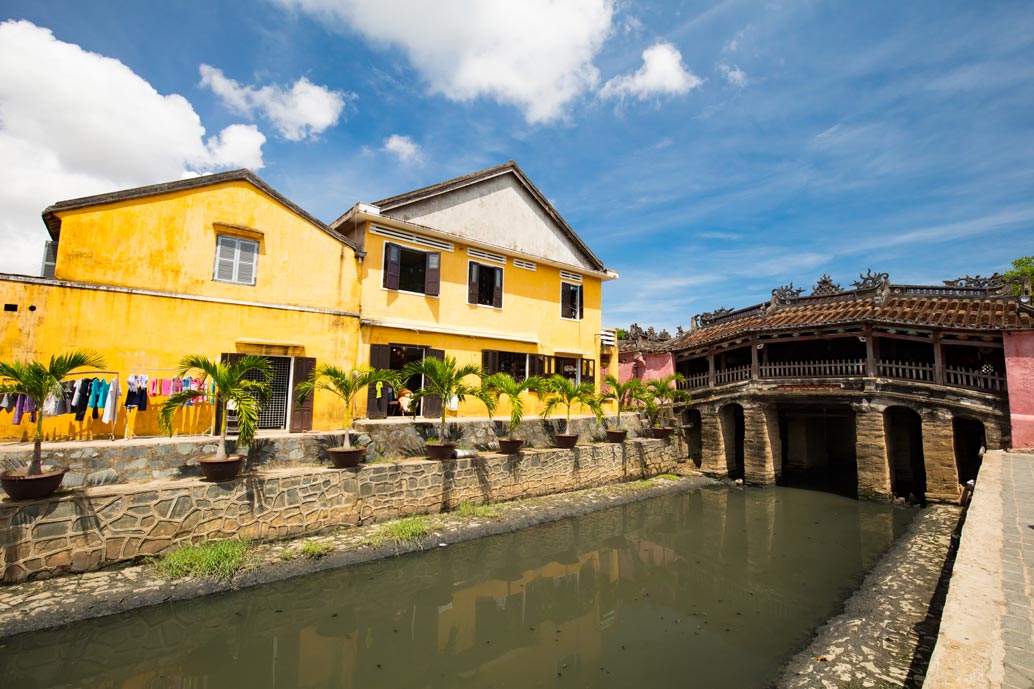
[{"left": 0, "top": 0, "right": 1031, "bottom": 333}]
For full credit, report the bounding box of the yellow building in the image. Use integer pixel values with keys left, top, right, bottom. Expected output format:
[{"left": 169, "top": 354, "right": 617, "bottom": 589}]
[
  {"left": 0, "top": 170, "right": 361, "bottom": 441},
  {"left": 0, "top": 161, "right": 616, "bottom": 441},
  {"left": 334, "top": 161, "right": 618, "bottom": 419}
]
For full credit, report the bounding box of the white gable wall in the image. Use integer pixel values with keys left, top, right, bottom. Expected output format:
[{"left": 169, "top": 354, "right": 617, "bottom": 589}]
[{"left": 381, "top": 173, "right": 596, "bottom": 271}]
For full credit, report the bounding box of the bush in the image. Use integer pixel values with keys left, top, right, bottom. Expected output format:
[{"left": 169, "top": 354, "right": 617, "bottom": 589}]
[{"left": 153, "top": 539, "right": 250, "bottom": 579}]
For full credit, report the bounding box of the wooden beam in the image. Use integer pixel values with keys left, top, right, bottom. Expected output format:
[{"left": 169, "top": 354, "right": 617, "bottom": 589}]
[
  {"left": 707, "top": 348, "right": 715, "bottom": 387},
  {"left": 865, "top": 324, "right": 875, "bottom": 376},
  {"left": 933, "top": 331, "right": 945, "bottom": 385},
  {"left": 751, "top": 336, "right": 760, "bottom": 379}
]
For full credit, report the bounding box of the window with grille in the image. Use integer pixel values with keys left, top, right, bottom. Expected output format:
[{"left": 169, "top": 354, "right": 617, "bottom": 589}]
[{"left": 213, "top": 235, "right": 258, "bottom": 285}]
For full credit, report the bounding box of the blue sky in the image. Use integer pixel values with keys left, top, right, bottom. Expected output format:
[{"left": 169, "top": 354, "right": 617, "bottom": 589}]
[{"left": 1, "top": 0, "right": 1031, "bottom": 332}]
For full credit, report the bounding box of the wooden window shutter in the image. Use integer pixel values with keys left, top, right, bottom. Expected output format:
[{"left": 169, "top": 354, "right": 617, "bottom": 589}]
[
  {"left": 492, "top": 266, "right": 503, "bottom": 308},
  {"left": 215, "top": 237, "right": 237, "bottom": 282},
  {"left": 290, "top": 357, "right": 316, "bottom": 432},
  {"left": 367, "top": 344, "right": 391, "bottom": 418},
  {"left": 425, "top": 252, "right": 441, "bottom": 296},
  {"left": 581, "top": 359, "right": 595, "bottom": 385},
  {"left": 236, "top": 239, "right": 258, "bottom": 285},
  {"left": 468, "top": 262, "right": 479, "bottom": 304},
  {"left": 384, "top": 243, "right": 401, "bottom": 290},
  {"left": 422, "top": 348, "right": 445, "bottom": 418},
  {"left": 482, "top": 349, "right": 498, "bottom": 375},
  {"left": 577, "top": 285, "right": 584, "bottom": 319}
]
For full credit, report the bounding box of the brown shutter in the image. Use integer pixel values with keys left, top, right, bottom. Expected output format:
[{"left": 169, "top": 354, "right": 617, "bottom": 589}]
[
  {"left": 581, "top": 358, "right": 595, "bottom": 386},
  {"left": 492, "top": 266, "right": 503, "bottom": 308},
  {"left": 290, "top": 357, "right": 316, "bottom": 432},
  {"left": 384, "top": 243, "right": 401, "bottom": 290},
  {"left": 482, "top": 349, "right": 498, "bottom": 375},
  {"left": 367, "top": 344, "right": 391, "bottom": 418},
  {"left": 468, "top": 262, "right": 479, "bottom": 304},
  {"left": 425, "top": 252, "right": 441, "bottom": 296},
  {"left": 577, "top": 285, "right": 584, "bottom": 320},
  {"left": 422, "top": 348, "right": 445, "bottom": 418}
]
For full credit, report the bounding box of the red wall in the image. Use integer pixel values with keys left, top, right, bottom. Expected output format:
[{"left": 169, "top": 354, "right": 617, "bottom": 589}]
[
  {"left": 1005, "top": 331, "right": 1034, "bottom": 448},
  {"left": 618, "top": 351, "right": 674, "bottom": 383}
]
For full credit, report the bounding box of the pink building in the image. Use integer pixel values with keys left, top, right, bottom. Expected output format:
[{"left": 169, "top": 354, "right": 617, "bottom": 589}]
[{"left": 1004, "top": 331, "right": 1034, "bottom": 448}]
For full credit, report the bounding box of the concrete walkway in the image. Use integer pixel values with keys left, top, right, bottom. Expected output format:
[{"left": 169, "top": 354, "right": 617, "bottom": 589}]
[{"left": 926, "top": 450, "right": 1034, "bottom": 689}]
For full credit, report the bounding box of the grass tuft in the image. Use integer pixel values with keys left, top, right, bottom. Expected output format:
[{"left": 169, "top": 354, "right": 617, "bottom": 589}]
[
  {"left": 300, "top": 540, "right": 334, "bottom": 559},
  {"left": 453, "top": 502, "right": 501, "bottom": 519},
  {"left": 153, "top": 539, "right": 250, "bottom": 579},
  {"left": 654, "top": 473, "right": 680, "bottom": 481},
  {"left": 370, "top": 515, "right": 431, "bottom": 547}
]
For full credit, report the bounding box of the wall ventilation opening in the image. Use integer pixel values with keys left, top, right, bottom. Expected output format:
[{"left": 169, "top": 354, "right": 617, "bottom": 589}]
[{"left": 3, "top": 304, "right": 16, "bottom": 312}]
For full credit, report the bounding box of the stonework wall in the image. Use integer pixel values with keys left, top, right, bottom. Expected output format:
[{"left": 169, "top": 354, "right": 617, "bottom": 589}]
[
  {"left": 698, "top": 404, "right": 727, "bottom": 475},
  {"left": 0, "top": 438, "right": 679, "bottom": 582},
  {"left": 854, "top": 406, "right": 892, "bottom": 499},
  {"left": 0, "top": 414, "right": 650, "bottom": 489},
  {"left": 920, "top": 408, "right": 961, "bottom": 502}
]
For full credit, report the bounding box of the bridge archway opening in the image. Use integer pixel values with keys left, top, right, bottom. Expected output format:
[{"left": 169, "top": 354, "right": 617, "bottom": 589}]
[
  {"left": 777, "top": 404, "right": 858, "bottom": 497},
  {"left": 719, "top": 403, "right": 745, "bottom": 479},
  {"left": 953, "top": 417, "right": 986, "bottom": 485},
  {"left": 684, "top": 409, "right": 702, "bottom": 468},
  {"left": 884, "top": 406, "right": 926, "bottom": 502}
]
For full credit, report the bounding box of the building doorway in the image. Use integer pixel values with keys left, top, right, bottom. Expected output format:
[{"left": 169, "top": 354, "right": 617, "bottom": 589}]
[
  {"left": 884, "top": 407, "right": 926, "bottom": 502},
  {"left": 221, "top": 353, "right": 314, "bottom": 434},
  {"left": 367, "top": 343, "right": 443, "bottom": 419}
]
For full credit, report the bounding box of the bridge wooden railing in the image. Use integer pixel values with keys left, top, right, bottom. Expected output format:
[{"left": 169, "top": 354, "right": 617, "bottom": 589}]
[{"left": 677, "top": 358, "right": 1005, "bottom": 395}]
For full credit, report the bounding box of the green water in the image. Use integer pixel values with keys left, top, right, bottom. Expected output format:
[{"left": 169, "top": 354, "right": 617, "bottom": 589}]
[{"left": 0, "top": 486, "right": 915, "bottom": 689}]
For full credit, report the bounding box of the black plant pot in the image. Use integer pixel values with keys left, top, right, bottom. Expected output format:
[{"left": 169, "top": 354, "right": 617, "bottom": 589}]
[
  {"left": 328, "top": 447, "right": 365, "bottom": 468},
  {"left": 606, "top": 430, "right": 628, "bottom": 443},
  {"left": 555, "top": 434, "right": 578, "bottom": 449},
  {"left": 426, "top": 442, "right": 457, "bottom": 461},
  {"left": 199, "top": 456, "right": 245, "bottom": 482},
  {"left": 497, "top": 438, "right": 524, "bottom": 454},
  {"left": 0, "top": 467, "right": 68, "bottom": 501}
]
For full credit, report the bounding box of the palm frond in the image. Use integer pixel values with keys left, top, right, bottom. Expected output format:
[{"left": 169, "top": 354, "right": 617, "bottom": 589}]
[{"left": 158, "top": 389, "right": 207, "bottom": 435}]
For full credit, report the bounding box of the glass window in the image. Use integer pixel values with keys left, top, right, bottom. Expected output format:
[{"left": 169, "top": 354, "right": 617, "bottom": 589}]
[
  {"left": 561, "top": 282, "right": 583, "bottom": 320},
  {"left": 213, "top": 235, "right": 258, "bottom": 285},
  {"left": 383, "top": 242, "right": 441, "bottom": 296},
  {"left": 469, "top": 262, "right": 503, "bottom": 308},
  {"left": 483, "top": 350, "right": 528, "bottom": 381}
]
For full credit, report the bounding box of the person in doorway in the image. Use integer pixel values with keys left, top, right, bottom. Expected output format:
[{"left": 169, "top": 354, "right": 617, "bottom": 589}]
[{"left": 397, "top": 388, "right": 414, "bottom": 416}]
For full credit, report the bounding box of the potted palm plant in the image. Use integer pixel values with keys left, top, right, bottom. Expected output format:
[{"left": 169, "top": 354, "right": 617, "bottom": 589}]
[
  {"left": 402, "top": 355, "right": 494, "bottom": 460},
  {"left": 0, "top": 350, "right": 105, "bottom": 500},
  {"left": 540, "top": 375, "right": 596, "bottom": 449},
  {"left": 600, "top": 375, "right": 645, "bottom": 443},
  {"left": 646, "top": 373, "right": 689, "bottom": 440},
  {"left": 159, "top": 354, "right": 272, "bottom": 481},
  {"left": 295, "top": 364, "right": 401, "bottom": 467},
  {"left": 484, "top": 373, "right": 542, "bottom": 454}
]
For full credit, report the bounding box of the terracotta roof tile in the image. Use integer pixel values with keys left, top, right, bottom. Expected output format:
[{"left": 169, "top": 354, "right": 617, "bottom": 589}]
[{"left": 669, "top": 293, "right": 1034, "bottom": 351}]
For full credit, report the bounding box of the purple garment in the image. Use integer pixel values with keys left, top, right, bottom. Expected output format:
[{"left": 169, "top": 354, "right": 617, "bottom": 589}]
[{"left": 12, "top": 394, "right": 38, "bottom": 425}]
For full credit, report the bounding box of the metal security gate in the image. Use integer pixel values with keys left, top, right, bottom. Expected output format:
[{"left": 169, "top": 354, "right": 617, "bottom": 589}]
[{"left": 222, "top": 354, "right": 294, "bottom": 432}]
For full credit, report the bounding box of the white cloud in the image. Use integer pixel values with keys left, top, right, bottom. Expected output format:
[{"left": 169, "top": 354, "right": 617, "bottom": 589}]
[
  {"left": 0, "top": 20, "right": 265, "bottom": 275},
  {"left": 274, "top": 0, "right": 615, "bottom": 123},
  {"left": 718, "top": 63, "right": 748, "bottom": 87},
  {"left": 600, "top": 42, "right": 702, "bottom": 101},
  {"left": 381, "top": 134, "right": 422, "bottom": 163},
  {"left": 199, "top": 65, "right": 351, "bottom": 141}
]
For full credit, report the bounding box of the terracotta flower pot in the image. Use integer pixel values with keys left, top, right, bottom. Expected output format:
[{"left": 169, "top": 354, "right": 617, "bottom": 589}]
[
  {"left": 328, "top": 447, "right": 365, "bottom": 468},
  {"left": 497, "top": 438, "right": 525, "bottom": 454},
  {"left": 426, "top": 442, "right": 457, "bottom": 461},
  {"left": 606, "top": 430, "right": 628, "bottom": 443},
  {"left": 555, "top": 434, "right": 578, "bottom": 449},
  {"left": 199, "top": 455, "right": 245, "bottom": 482},
  {"left": 0, "top": 466, "right": 68, "bottom": 501},
  {"left": 651, "top": 427, "right": 674, "bottom": 440}
]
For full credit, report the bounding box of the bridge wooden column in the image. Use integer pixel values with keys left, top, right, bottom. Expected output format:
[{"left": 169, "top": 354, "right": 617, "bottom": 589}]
[
  {"left": 921, "top": 407, "right": 961, "bottom": 502},
  {"left": 743, "top": 402, "right": 779, "bottom": 485},
  {"left": 854, "top": 403, "right": 892, "bottom": 500}
]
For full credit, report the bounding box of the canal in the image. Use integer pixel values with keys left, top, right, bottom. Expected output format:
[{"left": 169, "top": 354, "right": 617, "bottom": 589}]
[{"left": 0, "top": 486, "right": 915, "bottom": 689}]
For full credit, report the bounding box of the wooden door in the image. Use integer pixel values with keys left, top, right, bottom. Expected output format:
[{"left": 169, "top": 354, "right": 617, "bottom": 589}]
[
  {"left": 421, "top": 348, "right": 445, "bottom": 418},
  {"left": 367, "top": 344, "right": 391, "bottom": 419},
  {"left": 289, "top": 357, "right": 316, "bottom": 433}
]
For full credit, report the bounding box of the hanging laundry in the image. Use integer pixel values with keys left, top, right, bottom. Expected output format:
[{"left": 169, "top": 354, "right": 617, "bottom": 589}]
[
  {"left": 74, "top": 378, "right": 94, "bottom": 422},
  {"left": 13, "top": 394, "right": 37, "bottom": 425},
  {"left": 0, "top": 393, "right": 12, "bottom": 413},
  {"left": 71, "top": 378, "right": 84, "bottom": 407},
  {"left": 102, "top": 376, "right": 120, "bottom": 424}
]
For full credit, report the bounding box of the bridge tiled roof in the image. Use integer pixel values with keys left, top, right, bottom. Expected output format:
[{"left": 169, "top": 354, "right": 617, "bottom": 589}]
[{"left": 667, "top": 276, "right": 1034, "bottom": 352}]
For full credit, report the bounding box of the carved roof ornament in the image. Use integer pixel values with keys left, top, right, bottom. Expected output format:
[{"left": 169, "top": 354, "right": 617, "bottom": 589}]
[
  {"left": 811, "top": 274, "right": 843, "bottom": 296},
  {"left": 851, "top": 269, "right": 890, "bottom": 290},
  {"left": 699, "top": 307, "right": 734, "bottom": 326},
  {"left": 772, "top": 282, "right": 805, "bottom": 304},
  {"left": 943, "top": 273, "right": 1004, "bottom": 289},
  {"left": 676, "top": 325, "right": 685, "bottom": 337}
]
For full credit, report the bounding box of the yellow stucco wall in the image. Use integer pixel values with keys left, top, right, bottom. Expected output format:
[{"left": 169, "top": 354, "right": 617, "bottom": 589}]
[
  {"left": 0, "top": 181, "right": 362, "bottom": 441},
  {"left": 358, "top": 224, "right": 614, "bottom": 418},
  {"left": 53, "top": 180, "right": 360, "bottom": 311}
]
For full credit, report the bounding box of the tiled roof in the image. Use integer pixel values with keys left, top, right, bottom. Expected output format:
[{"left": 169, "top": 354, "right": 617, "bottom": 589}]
[{"left": 668, "top": 289, "right": 1034, "bottom": 351}]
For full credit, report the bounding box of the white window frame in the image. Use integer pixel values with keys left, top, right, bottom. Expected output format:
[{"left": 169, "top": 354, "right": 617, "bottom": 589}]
[
  {"left": 213, "top": 235, "right": 258, "bottom": 286},
  {"left": 560, "top": 281, "right": 583, "bottom": 321}
]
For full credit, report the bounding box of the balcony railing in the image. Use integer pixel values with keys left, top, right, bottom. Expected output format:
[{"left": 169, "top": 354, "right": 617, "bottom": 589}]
[{"left": 677, "top": 358, "right": 1005, "bottom": 395}]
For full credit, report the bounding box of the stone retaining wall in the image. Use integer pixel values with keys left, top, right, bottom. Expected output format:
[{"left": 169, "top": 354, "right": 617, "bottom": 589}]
[
  {"left": 0, "top": 437, "right": 679, "bottom": 582},
  {"left": 0, "top": 414, "right": 649, "bottom": 488}
]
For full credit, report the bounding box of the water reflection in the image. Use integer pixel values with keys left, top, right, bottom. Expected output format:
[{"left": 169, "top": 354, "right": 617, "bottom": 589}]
[{"left": 0, "top": 487, "right": 914, "bottom": 689}]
